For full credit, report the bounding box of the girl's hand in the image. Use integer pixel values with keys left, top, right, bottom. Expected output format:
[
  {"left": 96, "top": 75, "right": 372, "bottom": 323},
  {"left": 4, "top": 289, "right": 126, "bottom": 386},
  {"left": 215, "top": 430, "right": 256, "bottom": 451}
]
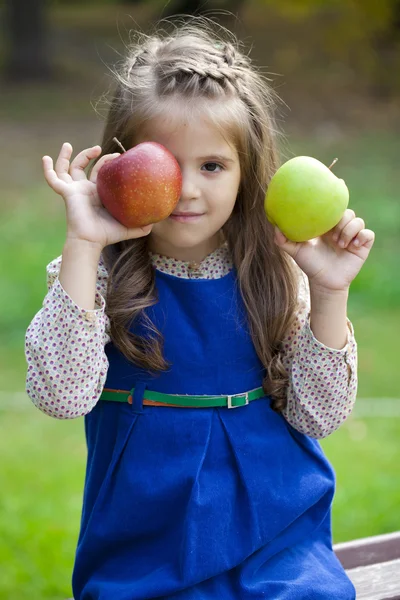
[
  {"left": 42, "top": 142, "right": 154, "bottom": 250},
  {"left": 274, "top": 209, "right": 375, "bottom": 292}
]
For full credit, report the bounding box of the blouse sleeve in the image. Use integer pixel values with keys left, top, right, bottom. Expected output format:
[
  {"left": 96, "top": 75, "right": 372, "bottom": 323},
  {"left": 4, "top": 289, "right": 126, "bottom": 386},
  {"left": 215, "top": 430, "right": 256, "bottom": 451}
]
[
  {"left": 280, "top": 266, "right": 358, "bottom": 439},
  {"left": 24, "top": 253, "right": 111, "bottom": 419}
]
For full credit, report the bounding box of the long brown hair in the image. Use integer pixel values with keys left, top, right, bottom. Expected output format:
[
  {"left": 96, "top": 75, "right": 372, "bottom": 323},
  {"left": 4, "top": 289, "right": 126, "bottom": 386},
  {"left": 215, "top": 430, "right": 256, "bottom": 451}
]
[{"left": 95, "top": 18, "right": 299, "bottom": 412}]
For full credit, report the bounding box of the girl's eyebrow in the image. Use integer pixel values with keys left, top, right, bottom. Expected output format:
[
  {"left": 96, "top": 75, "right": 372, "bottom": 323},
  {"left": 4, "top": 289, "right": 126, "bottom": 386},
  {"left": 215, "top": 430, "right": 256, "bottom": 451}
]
[{"left": 197, "top": 154, "right": 235, "bottom": 163}]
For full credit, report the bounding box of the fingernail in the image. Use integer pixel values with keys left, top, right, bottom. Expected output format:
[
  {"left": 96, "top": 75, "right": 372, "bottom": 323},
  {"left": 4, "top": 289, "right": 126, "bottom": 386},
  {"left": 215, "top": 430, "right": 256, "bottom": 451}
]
[
  {"left": 353, "top": 239, "right": 360, "bottom": 246},
  {"left": 339, "top": 240, "right": 345, "bottom": 247}
]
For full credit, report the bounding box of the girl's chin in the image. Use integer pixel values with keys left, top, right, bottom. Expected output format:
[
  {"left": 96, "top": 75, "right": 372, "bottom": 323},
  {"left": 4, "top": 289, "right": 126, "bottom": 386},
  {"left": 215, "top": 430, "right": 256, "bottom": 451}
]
[{"left": 149, "top": 231, "right": 221, "bottom": 257}]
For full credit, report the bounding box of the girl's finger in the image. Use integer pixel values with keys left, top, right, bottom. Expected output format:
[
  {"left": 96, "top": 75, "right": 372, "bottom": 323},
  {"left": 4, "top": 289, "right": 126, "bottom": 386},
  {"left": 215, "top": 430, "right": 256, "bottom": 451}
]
[
  {"left": 69, "top": 145, "right": 102, "bottom": 181},
  {"left": 89, "top": 152, "right": 121, "bottom": 184},
  {"left": 337, "top": 217, "right": 366, "bottom": 248},
  {"left": 331, "top": 209, "right": 356, "bottom": 242},
  {"left": 42, "top": 155, "right": 67, "bottom": 195},
  {"left": 54, "top": 142, "right": 73, "bottom": 182},
  {"left": 349, "top": 229, "right": 375, "bottom": 249}
]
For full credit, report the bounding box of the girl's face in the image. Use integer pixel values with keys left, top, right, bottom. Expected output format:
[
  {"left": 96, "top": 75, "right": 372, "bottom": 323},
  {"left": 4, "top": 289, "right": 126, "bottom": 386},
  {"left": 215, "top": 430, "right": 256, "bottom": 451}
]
[{"left": 134, "top": 106, "right": 241, "bottom": 263}]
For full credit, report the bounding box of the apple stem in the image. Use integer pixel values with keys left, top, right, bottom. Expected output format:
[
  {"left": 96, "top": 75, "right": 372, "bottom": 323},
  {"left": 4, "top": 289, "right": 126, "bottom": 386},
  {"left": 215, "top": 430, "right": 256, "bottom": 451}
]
[
  {"left": 328, "top": 158, "right": 338, "bottom": 170},
  {"left": 113, "top": 137, "right": 127, "bottom": 153}
]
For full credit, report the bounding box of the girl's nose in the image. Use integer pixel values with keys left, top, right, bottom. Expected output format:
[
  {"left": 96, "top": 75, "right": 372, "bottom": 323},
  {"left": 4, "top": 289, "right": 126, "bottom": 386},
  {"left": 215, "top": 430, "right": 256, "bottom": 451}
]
[{"left": 180, "top": 170, "right": 201, "bottom": 201}]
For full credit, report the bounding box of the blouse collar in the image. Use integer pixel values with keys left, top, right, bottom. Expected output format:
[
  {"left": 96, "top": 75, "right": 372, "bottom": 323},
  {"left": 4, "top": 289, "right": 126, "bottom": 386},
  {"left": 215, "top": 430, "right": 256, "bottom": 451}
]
[{"left": 148, "top": 241, "right": 233, "bottom": 279}]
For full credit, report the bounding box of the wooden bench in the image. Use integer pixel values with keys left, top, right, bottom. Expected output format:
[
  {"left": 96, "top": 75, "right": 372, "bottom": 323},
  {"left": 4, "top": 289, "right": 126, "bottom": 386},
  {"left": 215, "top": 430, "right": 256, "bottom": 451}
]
[{"left": 334, "top": 531, "right": 400, "bottom": 599}]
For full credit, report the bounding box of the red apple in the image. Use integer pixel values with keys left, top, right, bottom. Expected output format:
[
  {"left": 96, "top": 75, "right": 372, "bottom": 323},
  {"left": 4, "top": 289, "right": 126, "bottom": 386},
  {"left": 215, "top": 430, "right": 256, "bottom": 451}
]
[{"left": 97, "top": 141, "right": 182, "bottom": 228}]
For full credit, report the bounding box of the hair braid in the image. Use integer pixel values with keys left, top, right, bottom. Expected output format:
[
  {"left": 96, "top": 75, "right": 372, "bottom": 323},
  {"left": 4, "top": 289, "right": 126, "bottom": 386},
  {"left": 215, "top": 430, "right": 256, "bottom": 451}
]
[{"left": 125, "top": 36, "right": 251, "bottom": 97}]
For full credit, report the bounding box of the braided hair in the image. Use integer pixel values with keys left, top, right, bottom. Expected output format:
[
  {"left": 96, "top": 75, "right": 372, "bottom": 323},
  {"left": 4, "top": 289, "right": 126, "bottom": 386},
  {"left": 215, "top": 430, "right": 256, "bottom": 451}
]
[{"left": 127, "top": 38, "right": 249, "bottom": 94}]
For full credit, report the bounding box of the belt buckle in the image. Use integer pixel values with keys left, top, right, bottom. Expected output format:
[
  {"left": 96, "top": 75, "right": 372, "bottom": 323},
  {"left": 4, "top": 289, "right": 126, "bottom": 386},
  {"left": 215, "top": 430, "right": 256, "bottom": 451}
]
[{"left": 227, "top": 392, "right": 249, "bottom": 409}]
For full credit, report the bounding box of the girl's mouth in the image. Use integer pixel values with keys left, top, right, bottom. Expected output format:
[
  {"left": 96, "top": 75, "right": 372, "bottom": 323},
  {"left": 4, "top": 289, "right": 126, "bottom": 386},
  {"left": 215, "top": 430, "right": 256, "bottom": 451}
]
[{"left": 169, "top": 213, "right": 205, "bottom": 223}]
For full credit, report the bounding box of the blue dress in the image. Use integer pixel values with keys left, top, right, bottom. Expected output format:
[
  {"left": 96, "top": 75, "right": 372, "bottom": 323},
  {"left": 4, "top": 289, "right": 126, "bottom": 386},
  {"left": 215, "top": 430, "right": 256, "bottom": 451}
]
[{"left": 72, "top": 267, "right": 355, "bottom": 599}]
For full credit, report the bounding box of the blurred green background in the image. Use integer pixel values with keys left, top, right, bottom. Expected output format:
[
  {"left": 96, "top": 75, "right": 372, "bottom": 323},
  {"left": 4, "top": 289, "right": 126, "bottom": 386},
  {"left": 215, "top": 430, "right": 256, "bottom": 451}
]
[{"left": 1, "top": 0, "right": 399, "bottom": 598}]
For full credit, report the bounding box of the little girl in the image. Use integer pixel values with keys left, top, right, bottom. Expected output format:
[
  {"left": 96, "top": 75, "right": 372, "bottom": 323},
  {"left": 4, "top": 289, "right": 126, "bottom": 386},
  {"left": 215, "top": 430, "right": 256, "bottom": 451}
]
[{"left": 25, "top": 20, "right": 375, "bottom": 600}]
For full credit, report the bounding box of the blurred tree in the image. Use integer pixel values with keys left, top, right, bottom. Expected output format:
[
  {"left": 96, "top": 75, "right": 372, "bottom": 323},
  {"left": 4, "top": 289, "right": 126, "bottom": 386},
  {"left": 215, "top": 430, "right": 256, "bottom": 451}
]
[
  {"left": 160, "top": 0, "right": 245, "bottom": 18},
  {"left": 261, "top": 0, "right": 400, "bottom": 95},
  {"left": 371, "top": 0, "right": 400, "bottom": 96},
  {"left": 4, "top": 0, "right": 52, "bottom": 82}
]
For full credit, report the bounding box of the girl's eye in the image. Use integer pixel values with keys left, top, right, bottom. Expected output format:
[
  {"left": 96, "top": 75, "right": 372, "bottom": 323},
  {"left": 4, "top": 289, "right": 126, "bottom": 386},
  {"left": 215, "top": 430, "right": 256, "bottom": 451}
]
[{"left": 202, "top": 162, "right": 223, "bottom": 173}]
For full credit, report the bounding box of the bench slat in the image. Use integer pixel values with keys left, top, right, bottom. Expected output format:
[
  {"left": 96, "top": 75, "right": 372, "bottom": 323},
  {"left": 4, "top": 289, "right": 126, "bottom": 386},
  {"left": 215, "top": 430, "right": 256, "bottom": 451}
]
[
  {"left": 345, "top": 558, "right": 400, "bottom": 599},
  {"left": 334, "top": 531, "right": 400, "bottom": 570}
]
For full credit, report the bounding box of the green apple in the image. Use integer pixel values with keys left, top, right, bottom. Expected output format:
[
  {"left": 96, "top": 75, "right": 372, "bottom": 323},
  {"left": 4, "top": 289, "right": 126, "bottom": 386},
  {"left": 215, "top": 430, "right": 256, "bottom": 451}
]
[{"left": 264, "top": 156, "right": 349, "bottom": 242}]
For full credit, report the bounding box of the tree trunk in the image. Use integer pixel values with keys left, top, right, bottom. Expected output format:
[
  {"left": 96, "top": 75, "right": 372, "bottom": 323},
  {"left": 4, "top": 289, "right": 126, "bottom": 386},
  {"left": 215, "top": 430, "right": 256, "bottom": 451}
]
[{"left": 4, "top": 0, "right": 52, "bottom": 82}]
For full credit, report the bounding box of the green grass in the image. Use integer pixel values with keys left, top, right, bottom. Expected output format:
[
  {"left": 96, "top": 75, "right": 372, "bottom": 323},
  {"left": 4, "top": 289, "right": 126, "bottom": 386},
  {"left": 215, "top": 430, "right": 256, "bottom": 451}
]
[
  {"left": 0, "top": 406, "right": 85, "bottom": 600},
  {"left": 321, "top": 417, "right": 400, "bottom": 541}
]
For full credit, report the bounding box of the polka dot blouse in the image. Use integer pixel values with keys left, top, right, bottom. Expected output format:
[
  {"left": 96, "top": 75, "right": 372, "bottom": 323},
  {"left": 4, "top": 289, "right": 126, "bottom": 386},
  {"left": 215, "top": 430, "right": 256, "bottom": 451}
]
[{"left": 24, "top": 242, "right": 358, "bottom": 439}]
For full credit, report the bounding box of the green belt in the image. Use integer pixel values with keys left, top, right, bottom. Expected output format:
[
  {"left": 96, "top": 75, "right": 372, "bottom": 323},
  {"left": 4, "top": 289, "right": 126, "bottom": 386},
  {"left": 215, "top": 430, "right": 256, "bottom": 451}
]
[{"left": 100, "top": 386, "right": 265, "bottom": 409}]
